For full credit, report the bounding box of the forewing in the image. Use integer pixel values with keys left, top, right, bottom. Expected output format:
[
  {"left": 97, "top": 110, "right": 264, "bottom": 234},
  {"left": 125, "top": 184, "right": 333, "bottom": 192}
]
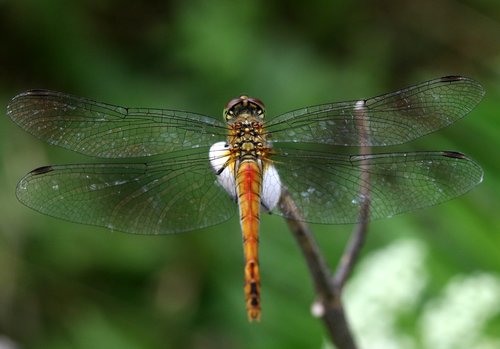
[
  {"left": 16, "top": 148, "right": 237, "bottom": 234},
  {"left": 7, "top": 90, "right": 227, "bottom": 158},
  {"left": 266, "top": 76, "right": 484, "bottom": 146},
  {"left": 272, "top": 149, "right": 483, "bottom": 224}
]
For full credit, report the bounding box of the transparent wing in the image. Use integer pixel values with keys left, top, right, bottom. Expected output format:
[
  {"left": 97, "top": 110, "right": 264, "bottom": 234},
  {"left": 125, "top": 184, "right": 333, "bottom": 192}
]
[
  {"left": 7, "top": 90, "right": 228, "bottom": 158},
  {"left": 16, "top": 148, "right": 237, "bottom": 234},
  {"left": 271, "top": 149, "right": 483, "bottom": 224},
  {"left": 266, "top": 76, "right": 484, "bottom": 146}
]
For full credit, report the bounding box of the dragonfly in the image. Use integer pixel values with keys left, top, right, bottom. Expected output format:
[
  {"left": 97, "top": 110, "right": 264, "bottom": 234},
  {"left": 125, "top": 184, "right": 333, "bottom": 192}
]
[{"left": 7, "top": 76, "right": 484, "bottom": 321}]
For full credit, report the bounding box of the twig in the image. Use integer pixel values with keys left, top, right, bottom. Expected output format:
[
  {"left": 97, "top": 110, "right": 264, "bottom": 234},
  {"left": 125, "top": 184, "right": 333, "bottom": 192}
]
[
  {"left": 332, "top": 199, "right": 370, "bottom": 292},
  {"left": 278, "top": 101, "right": 371, "bottom": 348},
  {"left": 279, "top": 190, "right": 359, "bottom": 349},
  {"left": 278, "top": 190, "right": 332, "bottom": 300}
]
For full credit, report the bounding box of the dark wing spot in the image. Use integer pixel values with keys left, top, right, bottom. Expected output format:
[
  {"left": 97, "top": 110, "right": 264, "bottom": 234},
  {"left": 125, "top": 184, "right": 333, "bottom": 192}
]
[
  {"left": 31, "top": 165, "right": 54, "bottom": 175},
  {"left": 442, "top": 151, "right": 467, "bottom": 159},
  {"left": 440, "top": 76, "right": 464, "bottom": 82}
]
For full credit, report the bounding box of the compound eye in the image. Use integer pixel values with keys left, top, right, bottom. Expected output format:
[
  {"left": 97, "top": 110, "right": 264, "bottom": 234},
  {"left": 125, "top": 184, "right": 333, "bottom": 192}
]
[
  {"left": 246, "top": 97, "right": 265, "bottom": 117},
  {"left": 225, "top": 97, "right": 243, "bottom": 111},
  {"left": 247, "top": 97, "right": 265, "bottom": 111}
]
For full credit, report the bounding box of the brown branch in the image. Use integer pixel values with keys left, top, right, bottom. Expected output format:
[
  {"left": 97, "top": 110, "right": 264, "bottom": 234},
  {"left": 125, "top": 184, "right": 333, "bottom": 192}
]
[
  {"left": 279, "top": 193, "right": 370, "bottom": 349},
  {"left": 278, "top": 101, "right": 371, "bottom": 349},
  {"left": 332, "top": 199, "right": 370, "bottom": 291},
  {"left": 279, "top": 190, "right": 332, "bottom": 300}
]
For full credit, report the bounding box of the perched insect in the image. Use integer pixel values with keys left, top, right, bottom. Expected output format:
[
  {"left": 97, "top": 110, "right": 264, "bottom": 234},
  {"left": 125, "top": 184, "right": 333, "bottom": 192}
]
[{"left": 7, "top": 76, "right": 484, "bottom": 321}]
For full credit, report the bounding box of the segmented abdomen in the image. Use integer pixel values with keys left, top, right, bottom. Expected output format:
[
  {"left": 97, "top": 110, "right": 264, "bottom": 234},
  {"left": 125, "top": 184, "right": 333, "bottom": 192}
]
[{"left": 236, "top": 159, "right": 262, "bottom": 321}]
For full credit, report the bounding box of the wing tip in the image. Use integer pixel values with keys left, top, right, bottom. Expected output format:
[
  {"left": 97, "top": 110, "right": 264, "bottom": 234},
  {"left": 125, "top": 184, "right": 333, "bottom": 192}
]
[
  {"left": 15, "top": 166, "right": 55, "bottom": 196},
  {"left": 441, "top": 151, "right": 484, "bottom": 185},
  {"left": 7, "top": 90, "right": 56, "bottom": 118},
  {"left": 10, "top": 89, "right": 55, "bottom": 101},
  {"left": 439, "top": 75, "right": 485, "bottom": 98}
]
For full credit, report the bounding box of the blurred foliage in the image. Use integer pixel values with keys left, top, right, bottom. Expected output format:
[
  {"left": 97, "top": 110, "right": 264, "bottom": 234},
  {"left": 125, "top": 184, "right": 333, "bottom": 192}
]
[{"left": 0, "top": 0, "right": 499, "bottom": 348}]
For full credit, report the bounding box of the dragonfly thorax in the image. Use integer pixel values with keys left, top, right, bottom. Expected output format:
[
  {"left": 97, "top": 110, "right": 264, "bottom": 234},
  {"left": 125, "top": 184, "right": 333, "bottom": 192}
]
[
  {"left": 228, "top": 117, "right": 270, "bottom": 160},
  {"left": 223, "top": 96, "right": 270, "bottom": 160}
]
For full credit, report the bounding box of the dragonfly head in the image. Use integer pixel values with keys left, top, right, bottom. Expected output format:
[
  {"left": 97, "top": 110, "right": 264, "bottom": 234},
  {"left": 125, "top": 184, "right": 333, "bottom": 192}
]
[{"left": 224, "top": 96, "right": 266, "bottom": 123}]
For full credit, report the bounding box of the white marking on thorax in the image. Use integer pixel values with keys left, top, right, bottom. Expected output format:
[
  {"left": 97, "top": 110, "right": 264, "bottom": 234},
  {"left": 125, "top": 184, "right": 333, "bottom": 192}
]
[
  {"left": 209, "top": 142, "right": 236, "bottom": 199},
  {"left": 355, "top": 99, "right": 366, "bottom": 110},
  {"left": 209, "top": 141, "right": 282, "bottom": 210},
  {"left": 261, "top": 163, "right": 281, "bottom": 211}
]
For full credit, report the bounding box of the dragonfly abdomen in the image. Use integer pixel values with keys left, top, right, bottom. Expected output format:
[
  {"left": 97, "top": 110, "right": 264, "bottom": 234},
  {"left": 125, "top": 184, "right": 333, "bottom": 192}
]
[{"left": 236, "top": 159, "right": 263, "bottom": 321}]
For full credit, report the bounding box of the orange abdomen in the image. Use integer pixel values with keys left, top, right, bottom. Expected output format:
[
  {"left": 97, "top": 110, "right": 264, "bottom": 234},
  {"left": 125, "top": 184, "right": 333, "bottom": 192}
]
[{"left": 236, "top": 160, "right": 262, "bottom": 321}]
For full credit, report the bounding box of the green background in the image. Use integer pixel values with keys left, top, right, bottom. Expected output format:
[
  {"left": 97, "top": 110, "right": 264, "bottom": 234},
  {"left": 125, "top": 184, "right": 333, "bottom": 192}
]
[{"left": 0, "top": 1, "right": 499, "bottom": 348}]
